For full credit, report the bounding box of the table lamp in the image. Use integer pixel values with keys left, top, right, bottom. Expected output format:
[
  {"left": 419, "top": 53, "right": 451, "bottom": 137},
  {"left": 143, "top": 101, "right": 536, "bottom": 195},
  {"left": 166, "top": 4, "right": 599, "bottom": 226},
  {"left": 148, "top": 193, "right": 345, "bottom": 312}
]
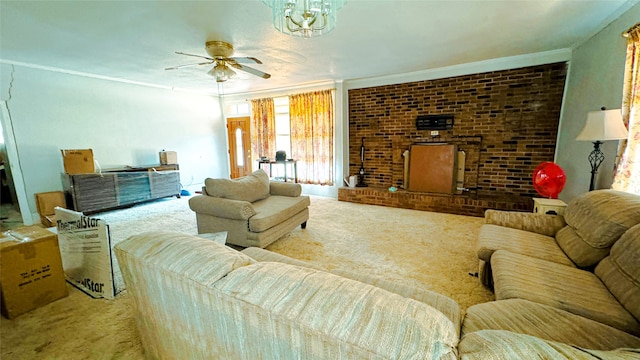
[{"left": 576, "top": 107, "right": 628, "bottom": 191}]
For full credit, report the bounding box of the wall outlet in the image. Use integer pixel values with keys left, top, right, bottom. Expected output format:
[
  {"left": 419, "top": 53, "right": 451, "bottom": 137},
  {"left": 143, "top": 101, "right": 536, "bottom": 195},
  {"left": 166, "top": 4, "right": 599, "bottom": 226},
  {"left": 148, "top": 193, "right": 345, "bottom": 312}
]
[{"left": 430, "top": 130, "right": 439, "bottom": 136}]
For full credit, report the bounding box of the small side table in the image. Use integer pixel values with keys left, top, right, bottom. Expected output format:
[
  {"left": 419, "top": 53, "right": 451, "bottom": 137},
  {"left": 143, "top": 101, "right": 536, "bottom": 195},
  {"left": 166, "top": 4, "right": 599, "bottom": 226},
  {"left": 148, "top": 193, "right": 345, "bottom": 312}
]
[
  {"left": 533, "top": 198, "right": 567, "bottom": 216},
  {"left": 257, "top": 160, "right": 298, "bottom": 183}
]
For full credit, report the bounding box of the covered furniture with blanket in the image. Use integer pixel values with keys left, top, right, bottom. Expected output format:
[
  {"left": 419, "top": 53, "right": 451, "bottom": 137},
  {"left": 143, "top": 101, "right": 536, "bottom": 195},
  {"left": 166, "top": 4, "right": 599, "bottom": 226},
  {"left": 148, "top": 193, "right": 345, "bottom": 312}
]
[{"left": 189, "top": 169, "right": 309, "bottom": 248}]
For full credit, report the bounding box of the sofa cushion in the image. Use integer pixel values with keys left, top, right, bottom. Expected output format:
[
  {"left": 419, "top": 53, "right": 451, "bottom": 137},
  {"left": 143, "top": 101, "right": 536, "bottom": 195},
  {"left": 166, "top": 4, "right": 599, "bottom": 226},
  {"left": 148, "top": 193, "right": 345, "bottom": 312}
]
[
  {"left": 249, "top": 195, "right": 311, "bottom": 232},
  {"left": 458, "top": 330, "right": 640, "bottom": 360},
  {"left": 269, "top": 181, "right": 302, "bottom": 197},
  {"left": 555, "top": 226, "right": 611, "bottom": 268},
  {"left": 241, "top": 247, "right": 462, "bottom": 333},
  {"left": 491, "top": 250, "right": 640, "bottom": 335},
  {"left": 483, "top": 209, "right": 566, "bottom": 237},
  {"left": 556, "top": 190, "right": 640, "bottom": 267},
  {"left": 462, "top": 299, "right": 640, "bottom": 350},
  {"left": 115, "top": 231, "right": 255, "bottom": 286},
  {"left": 214, "top": 261, "right": 459, "bottom": 359},
  {"left": 596, "top": 223, "right": 640, "bottom": 324},
  {"left": 477, "top": 224, "right": 574, "bottom": 266},
  {"left": 205, "top": 169, "right": 270, "bottom": 203}
]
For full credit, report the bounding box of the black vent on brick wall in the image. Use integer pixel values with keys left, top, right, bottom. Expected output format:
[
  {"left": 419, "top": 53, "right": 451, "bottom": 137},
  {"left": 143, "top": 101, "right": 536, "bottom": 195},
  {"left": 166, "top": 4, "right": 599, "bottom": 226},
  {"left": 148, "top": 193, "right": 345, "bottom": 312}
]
[{"left": 416, "top": 114, "right": 454, "bottom": 130}]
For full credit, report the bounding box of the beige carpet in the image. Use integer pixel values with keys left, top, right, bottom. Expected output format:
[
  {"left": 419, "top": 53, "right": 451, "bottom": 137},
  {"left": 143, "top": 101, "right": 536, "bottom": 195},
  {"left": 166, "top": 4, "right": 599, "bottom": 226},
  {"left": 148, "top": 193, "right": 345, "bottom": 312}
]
[{"left": 0, "top": 195, "right": 494, "bottom": 359}]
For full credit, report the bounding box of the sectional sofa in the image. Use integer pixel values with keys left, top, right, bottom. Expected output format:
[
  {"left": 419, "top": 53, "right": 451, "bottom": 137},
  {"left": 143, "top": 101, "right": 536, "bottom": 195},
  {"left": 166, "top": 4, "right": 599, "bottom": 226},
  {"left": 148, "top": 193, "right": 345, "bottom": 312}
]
[
  {"left": 115, "top": 229, "right": 640, "bottom": 359},
  {"left": 474, "top": 189, "right": 640, "bottom": 353}
]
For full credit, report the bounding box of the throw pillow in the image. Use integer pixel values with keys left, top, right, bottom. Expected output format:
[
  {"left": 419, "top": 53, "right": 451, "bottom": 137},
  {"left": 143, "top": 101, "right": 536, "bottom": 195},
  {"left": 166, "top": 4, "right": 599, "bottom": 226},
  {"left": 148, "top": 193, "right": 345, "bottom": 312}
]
[{"left": 205, "top": 169, "right": 270, "bottom": 202}]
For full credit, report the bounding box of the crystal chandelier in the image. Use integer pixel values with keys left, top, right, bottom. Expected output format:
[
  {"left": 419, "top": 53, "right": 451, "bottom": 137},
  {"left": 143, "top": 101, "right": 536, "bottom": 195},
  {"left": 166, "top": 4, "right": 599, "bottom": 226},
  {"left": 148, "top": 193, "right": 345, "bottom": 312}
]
[{"left": 261, "top": 0, "right": 348, "bottom": 38}]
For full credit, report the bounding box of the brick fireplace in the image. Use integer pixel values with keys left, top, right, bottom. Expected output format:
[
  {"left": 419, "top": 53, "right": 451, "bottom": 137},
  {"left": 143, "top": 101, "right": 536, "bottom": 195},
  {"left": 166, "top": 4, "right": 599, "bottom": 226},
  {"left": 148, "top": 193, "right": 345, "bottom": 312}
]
[{"left": 339, "top": 63, "right": 567, "bottom": 217}]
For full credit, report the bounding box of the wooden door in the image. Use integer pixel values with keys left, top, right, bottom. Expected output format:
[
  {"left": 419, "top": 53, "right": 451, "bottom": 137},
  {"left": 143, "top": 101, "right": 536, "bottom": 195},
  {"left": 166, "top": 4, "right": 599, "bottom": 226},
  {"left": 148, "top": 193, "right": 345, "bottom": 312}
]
[{"left": 227, "top": 117, "right": 252, "bottom": 179}]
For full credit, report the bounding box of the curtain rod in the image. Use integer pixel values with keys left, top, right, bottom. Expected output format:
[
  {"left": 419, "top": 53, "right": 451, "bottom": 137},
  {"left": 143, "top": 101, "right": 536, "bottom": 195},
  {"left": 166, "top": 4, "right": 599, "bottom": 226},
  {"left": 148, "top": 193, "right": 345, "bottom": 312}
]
[
  {"left": 245, "top": 88, "right": 337, "bottom": 102},
  {"left": 622, "top": 21, "right": 640, "bottom": 38}
]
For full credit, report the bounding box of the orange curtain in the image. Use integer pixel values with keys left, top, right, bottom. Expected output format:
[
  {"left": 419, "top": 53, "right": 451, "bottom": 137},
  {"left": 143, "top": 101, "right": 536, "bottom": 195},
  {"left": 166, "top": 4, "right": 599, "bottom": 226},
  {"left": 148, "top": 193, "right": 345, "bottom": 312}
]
[
  {"left": 250, "top": 98, "right": 276, "bottom": 167},
  {"left": 289, "top": 90, "right": 334, "bottom": 185},
  {"left": 612, "top": 25, "right": 640, "bottom": 195}
]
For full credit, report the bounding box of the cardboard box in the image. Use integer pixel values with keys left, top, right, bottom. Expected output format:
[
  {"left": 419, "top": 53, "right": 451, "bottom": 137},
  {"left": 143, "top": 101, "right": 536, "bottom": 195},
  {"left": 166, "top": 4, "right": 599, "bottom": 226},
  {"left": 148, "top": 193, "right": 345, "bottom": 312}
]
[
  {"left": 159, "top": 151, "right": 178, "bottom": 165},
  {"left": 35, "top": 191, "right": 67, "bottom": 227},
  {"left": 61, "top": 149, "right": 94, "bottom": 174},
  {"left": 0, "top": 226, "right": 69, "bottom": 319}
]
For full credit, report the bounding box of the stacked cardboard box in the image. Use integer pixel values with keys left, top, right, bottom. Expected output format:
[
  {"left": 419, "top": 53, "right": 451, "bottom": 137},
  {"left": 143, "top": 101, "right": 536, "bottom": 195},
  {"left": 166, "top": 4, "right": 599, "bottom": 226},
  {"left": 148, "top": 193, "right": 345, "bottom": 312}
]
[
  {"left": 0, "top": 226, "right": 69, "bottom": 319},
  {"left": 159, "top": 150, "right": 178, "bottom": 165},
  {"left": 35, "top": 191, "right": 67, "bottom": 227},
  {"left": 61, "top": 149, "right": 94, "bottom": 174}
]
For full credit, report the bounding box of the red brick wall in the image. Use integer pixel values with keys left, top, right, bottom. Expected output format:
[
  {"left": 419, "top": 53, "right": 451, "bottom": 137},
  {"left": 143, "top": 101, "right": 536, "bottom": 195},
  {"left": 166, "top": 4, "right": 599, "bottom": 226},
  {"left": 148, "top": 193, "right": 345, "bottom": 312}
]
[{"left": 348, "top": 63, "right": 567, "bottom": 205}]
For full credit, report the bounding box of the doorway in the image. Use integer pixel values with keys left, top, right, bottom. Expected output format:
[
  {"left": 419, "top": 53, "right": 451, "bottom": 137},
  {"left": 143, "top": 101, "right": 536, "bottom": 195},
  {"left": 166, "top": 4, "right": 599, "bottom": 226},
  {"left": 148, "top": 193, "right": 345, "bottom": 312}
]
[
  {"left": 227, "top": 116, "right": 252, "bottom": 179},
  {"left": 0, "top": 101, "right": 27, "bottom": 229}
]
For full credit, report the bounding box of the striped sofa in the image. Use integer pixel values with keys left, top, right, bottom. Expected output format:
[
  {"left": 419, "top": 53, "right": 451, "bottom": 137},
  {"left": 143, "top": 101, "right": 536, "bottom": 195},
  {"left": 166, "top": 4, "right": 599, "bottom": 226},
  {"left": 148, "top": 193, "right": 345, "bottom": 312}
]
[
  {"left": 472, "top": 189, "right": 640, "bottom": 352},
  {"left": 115, "top": 231, "right": 640, "bottom": 359}
]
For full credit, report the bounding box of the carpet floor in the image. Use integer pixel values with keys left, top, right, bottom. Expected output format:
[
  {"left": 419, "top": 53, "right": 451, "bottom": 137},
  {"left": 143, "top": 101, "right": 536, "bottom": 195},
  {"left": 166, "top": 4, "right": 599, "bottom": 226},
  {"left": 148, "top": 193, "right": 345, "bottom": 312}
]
[{"left": 0, "top": 195, "right": 494, "bottom": 359}]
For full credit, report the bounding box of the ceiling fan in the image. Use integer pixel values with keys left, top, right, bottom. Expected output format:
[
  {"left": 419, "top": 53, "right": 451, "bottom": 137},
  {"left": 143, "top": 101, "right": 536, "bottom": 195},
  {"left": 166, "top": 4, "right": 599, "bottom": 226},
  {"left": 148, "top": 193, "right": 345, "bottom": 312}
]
[{"left": 165, "top": 41, "right": 271, "bottom": 83}]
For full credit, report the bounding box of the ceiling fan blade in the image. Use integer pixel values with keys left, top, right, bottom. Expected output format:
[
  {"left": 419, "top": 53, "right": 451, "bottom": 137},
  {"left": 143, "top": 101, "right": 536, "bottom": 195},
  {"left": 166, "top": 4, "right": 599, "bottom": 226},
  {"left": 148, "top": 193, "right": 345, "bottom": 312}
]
[
  {"left": 174, "top": 51, "right": 215, "bottom": 61},
  {"left": 228, "top": 62, "right": 271, "bottom": 79},
  {"left": 230, "top": 56, "right": 263, "bottom": 64},
  {"left": 165, "top": 61, "right": 214, "bottom": 70}
]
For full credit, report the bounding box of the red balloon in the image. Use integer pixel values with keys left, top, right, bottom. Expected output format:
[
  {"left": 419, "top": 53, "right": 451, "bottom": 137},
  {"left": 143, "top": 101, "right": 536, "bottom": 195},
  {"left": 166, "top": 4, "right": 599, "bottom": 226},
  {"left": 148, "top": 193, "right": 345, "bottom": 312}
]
[{"left": 532, "top": 162, "right": 566, "bottom": 199}]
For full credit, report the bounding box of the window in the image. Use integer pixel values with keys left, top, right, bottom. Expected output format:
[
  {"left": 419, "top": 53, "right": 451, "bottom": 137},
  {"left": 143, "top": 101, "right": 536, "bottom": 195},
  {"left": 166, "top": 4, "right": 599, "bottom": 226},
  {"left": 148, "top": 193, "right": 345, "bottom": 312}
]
[
  {"left": 274, "top": 97, "right": 291, "bottom": 157},
  {"left": 226, "top": 102, "right": 250, "bottom": 116},
  {"left": 235, "top": 128, "right": 244, "bottom": 167}
]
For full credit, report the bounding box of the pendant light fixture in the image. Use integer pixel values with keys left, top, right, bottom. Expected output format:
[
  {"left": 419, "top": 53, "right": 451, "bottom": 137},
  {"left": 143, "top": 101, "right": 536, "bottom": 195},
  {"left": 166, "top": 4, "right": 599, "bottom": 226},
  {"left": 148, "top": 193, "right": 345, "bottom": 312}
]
[{"left": 261, "top": 0, "right": 348, "bottom": 38}]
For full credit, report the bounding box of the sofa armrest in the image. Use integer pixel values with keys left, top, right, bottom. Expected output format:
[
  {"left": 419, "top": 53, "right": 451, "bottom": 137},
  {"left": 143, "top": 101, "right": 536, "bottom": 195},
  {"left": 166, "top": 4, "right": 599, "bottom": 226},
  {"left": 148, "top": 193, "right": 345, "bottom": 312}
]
[
  {"left": 269, "top": 181, "right": 302, "bottom": 197},
  {"left": 188, "top": 195, "right": 256, "bottom": 220},
  {"left": 484, "top": 209, "right": 566, "bottom": 237}
]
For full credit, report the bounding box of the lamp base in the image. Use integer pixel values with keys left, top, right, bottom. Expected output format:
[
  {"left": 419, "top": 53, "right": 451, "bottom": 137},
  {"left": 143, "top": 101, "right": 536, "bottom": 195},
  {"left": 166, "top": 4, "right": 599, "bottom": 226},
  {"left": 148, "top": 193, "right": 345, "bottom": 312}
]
[{"left": 588, "top": 141, "right": 604, "bottom": 191}]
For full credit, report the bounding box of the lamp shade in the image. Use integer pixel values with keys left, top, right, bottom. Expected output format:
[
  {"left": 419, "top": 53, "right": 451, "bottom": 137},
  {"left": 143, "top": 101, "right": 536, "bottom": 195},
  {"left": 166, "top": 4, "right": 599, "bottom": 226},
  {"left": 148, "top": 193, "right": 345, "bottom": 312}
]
[{"left": 576, "top": 108, "right": 628, "bottom": 141}]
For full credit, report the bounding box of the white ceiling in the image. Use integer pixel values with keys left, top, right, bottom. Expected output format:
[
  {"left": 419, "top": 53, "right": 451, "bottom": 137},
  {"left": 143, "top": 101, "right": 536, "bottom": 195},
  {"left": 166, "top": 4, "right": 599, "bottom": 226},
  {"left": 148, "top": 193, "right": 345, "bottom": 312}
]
[{"left": 1, "top": 1, "right": 636, "bottom": 96}]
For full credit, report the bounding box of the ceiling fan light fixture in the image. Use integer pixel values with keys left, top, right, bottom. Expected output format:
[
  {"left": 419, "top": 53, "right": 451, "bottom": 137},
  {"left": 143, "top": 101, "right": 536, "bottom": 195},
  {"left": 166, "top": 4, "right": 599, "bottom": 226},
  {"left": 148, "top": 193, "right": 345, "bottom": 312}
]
[
  {"left": 208, "top": 62, "right": 236, "bottom": 82},
  {"left": 261, "top": 0, "right": 348, "bottom": 38}
]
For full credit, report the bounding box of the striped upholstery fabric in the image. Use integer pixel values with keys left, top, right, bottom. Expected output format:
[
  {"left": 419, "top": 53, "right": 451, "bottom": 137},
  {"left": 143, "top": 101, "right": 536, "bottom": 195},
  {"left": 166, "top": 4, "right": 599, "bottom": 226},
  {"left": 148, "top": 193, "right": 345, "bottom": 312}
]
[
  {"left": 241, "top": 247, "right": 462, "bottom": 334},
  {"left": 461, "top": 299, "right": 640, "bottom": 350},
  {"left": 563, "top": 190, "right": 640, "bottom": 249},
  {"left": 249, "top": 195, "right": 310, "bottom": 232},
  {"left": 491, "top": 250, "right": 640, "bottom": 335},
  {"left": 477, "top": 224, "right": 574, "bottom": 265},
  {"left": 595, "top": 224, "right": 640, "bottom": 323},
  {"left": 116, "top": 232, "right": 458, "bottom": 359},
  {"left": 555, "top": 226, "right": 612, "bottom": 267},
  {"left": 458, "top": 330, "right": 640, "bottom": 360},
  {"left": 484, "top": 209, "right": 566, "bottom": 237},
  {"left": 242, "top": 246, "right": 326, "bottom": 270},
  {"left": 476, "top": 224, "right": 573, "bottom": 286},
  {"left": 556, "top": 190, "right": 640, "bottom": 267},
  {"left": 216, "top": 262, "right": 458, "bottom": 359}
]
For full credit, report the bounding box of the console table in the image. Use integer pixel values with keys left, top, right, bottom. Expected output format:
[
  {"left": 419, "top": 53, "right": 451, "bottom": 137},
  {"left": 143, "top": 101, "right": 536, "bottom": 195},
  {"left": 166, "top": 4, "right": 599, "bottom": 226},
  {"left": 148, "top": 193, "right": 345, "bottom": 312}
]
[
  {"left": 64, "top": 164, "right": 181, "bottom": 214},
  {"left": 257, "top": 160, "right": 298, "bottom": 183}
]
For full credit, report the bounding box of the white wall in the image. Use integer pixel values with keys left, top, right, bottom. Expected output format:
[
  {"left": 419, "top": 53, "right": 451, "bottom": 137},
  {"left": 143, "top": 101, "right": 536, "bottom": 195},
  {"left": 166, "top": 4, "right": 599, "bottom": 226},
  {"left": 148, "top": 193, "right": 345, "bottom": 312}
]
[
  {"left": 557, "top": 3, "right": 640, "bottom": 201},
  {"left": 0, "top": 64, "right": 226, "bottom": 225}
]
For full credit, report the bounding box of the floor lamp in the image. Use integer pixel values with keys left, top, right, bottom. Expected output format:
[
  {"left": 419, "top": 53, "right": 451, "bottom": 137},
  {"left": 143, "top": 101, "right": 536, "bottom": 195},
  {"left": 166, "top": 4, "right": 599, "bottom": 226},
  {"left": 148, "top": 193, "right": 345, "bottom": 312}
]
[{"left": 576, "top": 107, "right": 628, "bottom": 191}]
